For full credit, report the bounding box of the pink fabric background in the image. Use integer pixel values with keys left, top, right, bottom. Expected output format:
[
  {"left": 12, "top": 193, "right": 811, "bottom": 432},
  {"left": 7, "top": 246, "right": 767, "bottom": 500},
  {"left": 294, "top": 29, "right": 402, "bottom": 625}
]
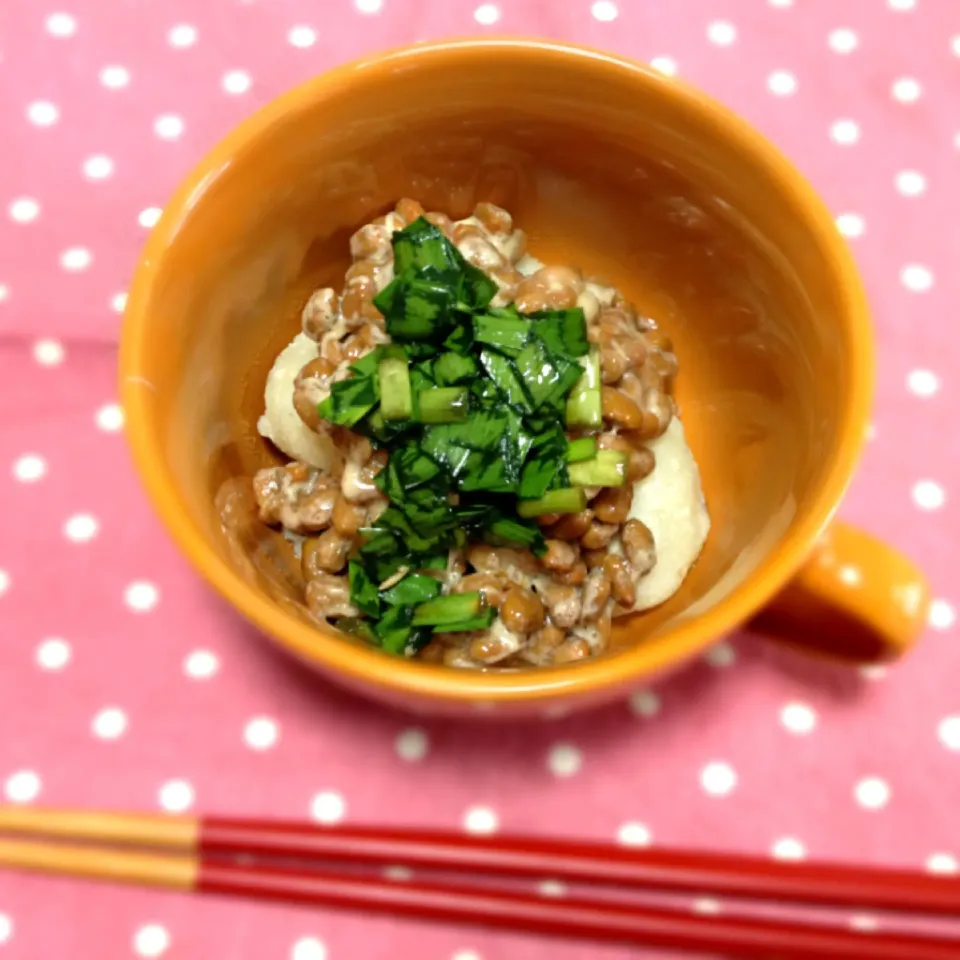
[{"left": 1, "top": 1, "right": 959, "bottom": 957}]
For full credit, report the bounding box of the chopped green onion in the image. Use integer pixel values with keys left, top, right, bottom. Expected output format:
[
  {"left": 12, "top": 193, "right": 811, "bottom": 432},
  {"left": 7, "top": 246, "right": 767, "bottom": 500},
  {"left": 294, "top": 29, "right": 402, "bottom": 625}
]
[
  {"left": 380, "top": 573, "right": 443, "bottom": 607},
  {"left": 418, "top": 387, "right": 469, "bottom": 424},
  {"left": 437, "top": 607, "right": 497, "bottom": 633},
  {"left": 378, "top": 356, "right": 413, "bottom": 421},
  {"left": 473, "top": 313, "right": 531, "bottom": 356},
  {"left": 567, "top": 449, "right": 628, "bottom": 487},
  {"left": 565, "top": 346, "right": 602, "bottom": 429},
  {"left": 517, "top": 487, "right": 588, "bottom": 518},
  {"left": 412, "top": 591, "right": 484, "bottom": 627},
  {"left": 484, "top": 517, "right": 546, "bottom": 551},
  {"left": 433, "top": 351, "right": 478, "bottom": 386},
  {"left": 566, "top": 436, "right": 598, "bottom": 463}
]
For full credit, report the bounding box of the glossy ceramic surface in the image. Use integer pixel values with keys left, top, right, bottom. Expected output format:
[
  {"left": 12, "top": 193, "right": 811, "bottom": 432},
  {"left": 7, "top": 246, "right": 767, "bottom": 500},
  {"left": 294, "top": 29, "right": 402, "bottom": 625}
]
[{"left": 119, "top": 39, "right": 929, "bottom": 716}]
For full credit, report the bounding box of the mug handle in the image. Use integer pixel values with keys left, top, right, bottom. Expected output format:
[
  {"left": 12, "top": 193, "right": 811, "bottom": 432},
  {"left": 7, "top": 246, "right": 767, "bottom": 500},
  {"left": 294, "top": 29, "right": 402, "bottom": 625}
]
[{"left": 750, "top": 522, "right": 931, "bottom": 662}]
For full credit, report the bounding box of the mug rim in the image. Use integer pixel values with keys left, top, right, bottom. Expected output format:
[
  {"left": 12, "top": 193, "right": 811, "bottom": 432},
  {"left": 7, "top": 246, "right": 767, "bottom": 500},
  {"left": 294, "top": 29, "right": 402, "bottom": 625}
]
[{"left": 119, "top": 37, "right": 874, "bottom": 706}]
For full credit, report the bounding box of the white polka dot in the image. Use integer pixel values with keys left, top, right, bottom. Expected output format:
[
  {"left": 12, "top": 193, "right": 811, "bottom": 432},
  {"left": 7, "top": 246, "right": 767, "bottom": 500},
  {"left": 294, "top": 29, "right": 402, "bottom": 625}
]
[
  {"left": 547, "top": 743, "right": 582, "bottom": 778},
  {"left": 891, "top": 77, "right": 921, "bottom": 103},
  {"left": 133, "top": 923, "right": 170, "bottom": 958},
  {"left": 0, "top": 913, "right": 11, "bottom": 943},
  {"left": 828, "top": 28, "right": 858, "bottom": 54},
  {"left": 311, "top": 790, "right": 346, "bottom": 824},
  {"left": 46, "top": 13, "right": 77, "bottom": 37},
  {"left": 451, "top": 952, "right": 482, "bottom": 960},
  {"left": 99, "top": 65, "right": 130, "bottom": 89},
  {"left": 591, "top": 1, "right": 618, "bottom": 21},
  {"left": 291, "top": 937, "right": 327, "bottom": 960},
  {"left": 938, "top": 716, "right": 960, "bottom": 751},
  {"left": 538, "top": 879, "right": 567, "bottom": 897},
  {"left": 92, "top": 707, "right": 127, "bottom": 740},
  {"left": 704, "top": 641, "right": 736, "bottom": 667},
  {"left": 4, "top": 770, "right": 41, "bottom": 804},
  {"left": 854, "top": 776, "right": 890, "bottom": 810},
  {"left": 906, "top": 369, "right": 939, "bottom": 397},
  {"left": 926, "top": 853, "right": 958, "bottom": 874},
  {"left": 616, "top": 821, "right": 652, "bottom": 846},
  {"left": 859, "top": 664, "right": 888, "bottom": 681},
  {"left": 929, "top": 599, "right": 955, "bottom": 631},
  {"left": 463, "top": 806, "right": 498, "bottom": 835},
  {"left": 629, "top": 689, "right": 661, "bottom": 717},
  {"left": 355, "top": 0, "right": 383, "bottom": 11},
  {"left": 692, "top": 898, "right": 722, "bottom": 914},
  {"left": 27, "top": 101, "right": 59, "bottom": 126},
  {"left": 780, "top": 702, "right": 817, "bottom": 734},
  {"left": 33, "top": 338, "right": 65, "bottom": 366},
  {"left": 836, "top": 213, "right": 865, "bottom": 237},
  {"left": 849, "top": 914, "right": 879, "bottom": 932},
  {"left": 771, "top": 837, "right": 806, "bottom": 860},
  {"left": 0, "top": 285, "right": 8, "bottom": 303},
  {"left": 154, "top": 115, "right": 185, "bottom": 140},
  {"left": 383, "top": 865, "right": 412, "bottom": 881},
  {"left": 767, "top": 71, "right": 797, "bottom": 96},
  {"left": 125, "top": 581, "right": 159, "bottom": 612},
  {"left": 222, "top": 70, "right": 252, "bottom": 95},
  {"left": 184, "top": 649, "right": 219, "bottom": 679},
  {"left": 95, "top": 403, "right": 124, "bottom": 432},
  {"left": 0, "top": 570, "right": 8, "bottom": 597},
  {"left": 473, "top": 3, "right": 500, "bottom": 23},
  {"left": 111, "top": 291, "right": 128, "bottom": 313},
  {"left": 60, "top": 247, "right": 92, "bottom": 272},
  {"left": 83, "top": 155, "right": 114, "bottom": 181},
  {"left": 830, "top": 119, "right": 860, "bottom": 144},
  {"left": 901, "top": 264, "right": 934, "bottom": 292},
  {"left": 288, "top": 25, "right": 317, "bottom": 48},
  {"left": 12, "top": 454, "right": 46, "bottom": 483},
  {"left": 63, "top": 513, "right": 98, "bottom": 542},
  {"left": 8, "top": 198, "right": 40, "bottom": 223},
  {"left": 888, "top": 0, "right": 915, "bottom": 9},
  {"left": 158, "top": 779, "right": 194, "bottom": 812},
  {"left": 36, "top": 637, "right": 71, "bottom": 670},
  {"left": 912, "top": 480, "right": 945, "bottom": 511},
  {"left": 838, "top": 564, "right": 861, "bottom": 586},
  {"left": 866, "top": 422, "right": 877, "bottom": 441},
  {"left": 650, "top": 57, "right": 677, "bottom": 76},
  {"left": 707, "top": 21, "right": 736, "bottom": 45},
  {"left": 168, "top": 24, "right": 197, "bottom": 48},
  {"left": 395, "top": 727, "right": 429, "bottom": 762},
  {"left": 895, "top": 170, "right": 926, "bottom": 196},
  {"left": 138, "top": 207, "right": 162, "bottom": 228},
  {"left": 700, "top": 761, "right": 737, "bottom": 796},
  {"left": 244, "top": 716, "right": 279, "bottom": 750}
]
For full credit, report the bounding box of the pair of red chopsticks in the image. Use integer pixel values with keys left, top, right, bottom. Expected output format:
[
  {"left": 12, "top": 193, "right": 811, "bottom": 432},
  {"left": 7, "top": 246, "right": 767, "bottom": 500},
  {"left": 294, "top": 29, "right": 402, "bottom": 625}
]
[{"left": 0, "top": 807, "right": 957, "bottom": 959}]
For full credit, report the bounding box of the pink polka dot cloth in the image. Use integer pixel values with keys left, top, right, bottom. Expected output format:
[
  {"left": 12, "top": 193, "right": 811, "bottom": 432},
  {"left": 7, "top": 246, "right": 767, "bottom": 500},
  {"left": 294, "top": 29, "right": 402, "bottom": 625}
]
[{"left": 1, "top": 0, "right": 959, "bottom": 957}]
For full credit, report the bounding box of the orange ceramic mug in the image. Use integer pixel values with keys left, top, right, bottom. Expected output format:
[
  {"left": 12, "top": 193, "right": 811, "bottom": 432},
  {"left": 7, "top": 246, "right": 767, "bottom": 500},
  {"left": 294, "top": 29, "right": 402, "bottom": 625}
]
[{"left": 119, "top": 39, "right": 930, "bottom": 717}]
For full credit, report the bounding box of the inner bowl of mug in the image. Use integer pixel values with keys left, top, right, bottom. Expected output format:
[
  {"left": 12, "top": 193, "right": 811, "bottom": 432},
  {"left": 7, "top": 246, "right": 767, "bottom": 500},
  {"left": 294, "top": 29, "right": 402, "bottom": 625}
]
[{"left": 120, "top": 39, "right": 871, "bottom": 713}]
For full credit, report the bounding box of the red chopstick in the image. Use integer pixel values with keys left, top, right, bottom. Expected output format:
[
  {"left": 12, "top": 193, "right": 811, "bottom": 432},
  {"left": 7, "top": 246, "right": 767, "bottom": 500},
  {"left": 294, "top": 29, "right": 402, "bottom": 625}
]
[
  {"left": 200, "top": 818, "right": 960, "bottom": 917},
  {"left": 2, "top": 808, "right": 959, "bottom": 960},
  {"left": 197, "top": 857, "right": 960, "bottom": 960}
]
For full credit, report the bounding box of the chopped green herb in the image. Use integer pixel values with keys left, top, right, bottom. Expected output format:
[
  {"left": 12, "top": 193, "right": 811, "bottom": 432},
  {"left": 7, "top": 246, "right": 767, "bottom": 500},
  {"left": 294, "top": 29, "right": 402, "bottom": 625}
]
[
  {"left": 418, "top": 387, "right": 470, "bottom": 424},
  {"left": 517, "top": 487, "right": 588, "bottom": 518},
  {"left": 566, "top": 436, "right": 598, "bottom": 462},
  {"left": 437, "top": 607, "right": 497, "bottom": 633},
  {"left": 378, "top": 356, "right": 413, "bottom": 421},
  {"left": 316, "top": 215, "right": 622, "bottom": 656},
  {"left": 412, "top": 591, "right": 485, "bottom": 627},
  {"left": 473, "top": 313, "right": 532, "bottom": 356},
  {"left": 380, "top": 573, "right": 443, "bottom": 607},
  {"left": 565, "top": 346, "right": 602, "bottom": 429},
  {"left": 567, "top": 449, "right": 629, "bottom": 487}
]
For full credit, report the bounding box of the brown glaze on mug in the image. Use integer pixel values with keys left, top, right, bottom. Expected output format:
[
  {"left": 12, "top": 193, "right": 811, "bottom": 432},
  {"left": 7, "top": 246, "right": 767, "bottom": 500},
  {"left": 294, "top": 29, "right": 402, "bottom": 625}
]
[{"left": 119, "top": 39, "right": 929, "bottom": 716}]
